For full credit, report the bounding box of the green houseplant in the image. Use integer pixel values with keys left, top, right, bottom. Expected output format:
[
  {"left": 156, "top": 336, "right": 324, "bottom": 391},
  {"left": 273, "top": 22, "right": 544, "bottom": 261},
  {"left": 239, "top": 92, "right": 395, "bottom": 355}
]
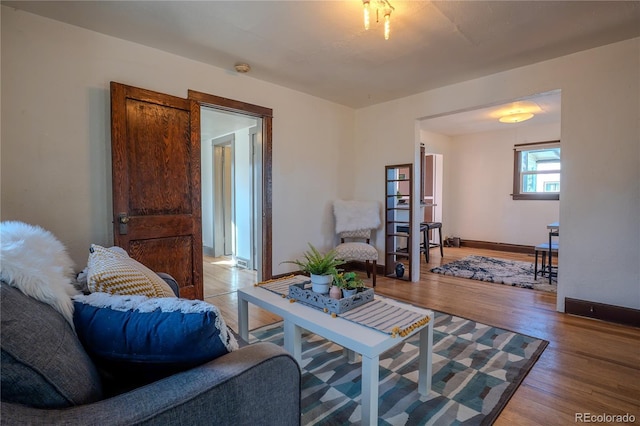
[
  {"left": 282, "top": 243, "right": 345, "bottom": 294},
  {"left": 332, "top": 271, "right": 364, "bottom": 297}
]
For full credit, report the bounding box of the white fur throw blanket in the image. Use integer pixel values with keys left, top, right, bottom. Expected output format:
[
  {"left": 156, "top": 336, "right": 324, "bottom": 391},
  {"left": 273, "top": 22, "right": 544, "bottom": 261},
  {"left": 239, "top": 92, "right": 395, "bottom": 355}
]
[
  {"left": 334, "top": 200, "right": 381, "bottom": 233},
  {"left": 0, "top": 221, "right": 78, "bottom": 328}
]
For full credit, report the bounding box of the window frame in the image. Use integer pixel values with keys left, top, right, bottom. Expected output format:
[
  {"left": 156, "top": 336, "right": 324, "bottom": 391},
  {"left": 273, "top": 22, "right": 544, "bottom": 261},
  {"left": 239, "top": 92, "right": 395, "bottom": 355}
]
[{"left": 512, "top": 140, "right": 560, "bottom": 201}]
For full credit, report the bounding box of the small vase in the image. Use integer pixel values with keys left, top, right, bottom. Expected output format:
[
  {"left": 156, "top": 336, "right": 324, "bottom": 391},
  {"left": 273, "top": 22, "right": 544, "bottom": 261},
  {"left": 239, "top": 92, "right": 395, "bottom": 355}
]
[
  {"left": 395, "top": 263, "right": 405, "bottom": 278},
  {"left": 329, "top": 286, "right": 342, "bottom": 300}
]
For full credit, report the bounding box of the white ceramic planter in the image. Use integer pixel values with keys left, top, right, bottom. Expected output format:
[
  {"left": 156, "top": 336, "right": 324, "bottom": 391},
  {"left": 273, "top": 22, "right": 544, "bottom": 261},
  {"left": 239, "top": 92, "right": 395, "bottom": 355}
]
[{"left": 310, "top": 273, "right": 332, "bottom": 294}]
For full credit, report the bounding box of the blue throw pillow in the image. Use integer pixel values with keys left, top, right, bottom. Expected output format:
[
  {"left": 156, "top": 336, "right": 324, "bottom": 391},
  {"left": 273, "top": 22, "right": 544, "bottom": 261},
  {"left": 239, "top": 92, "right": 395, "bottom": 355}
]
[{"left": 73, "top": 293, "right": 238, "bottom": 386}]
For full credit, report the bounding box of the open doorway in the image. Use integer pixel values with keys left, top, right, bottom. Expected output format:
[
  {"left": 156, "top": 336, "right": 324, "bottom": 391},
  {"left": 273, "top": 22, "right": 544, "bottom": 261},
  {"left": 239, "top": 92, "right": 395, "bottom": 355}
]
[
  {"left": 417, "top": 90, "right": 561, "bottom": 292},
  {"left": 201, "top": 107, "right": 261, "bottom": 284},
  {"left": 190, "top": 90, "right": 273, "bottom": 284},
  {"left": 422, "top": 150, "right": 443, "bottom": 244}
]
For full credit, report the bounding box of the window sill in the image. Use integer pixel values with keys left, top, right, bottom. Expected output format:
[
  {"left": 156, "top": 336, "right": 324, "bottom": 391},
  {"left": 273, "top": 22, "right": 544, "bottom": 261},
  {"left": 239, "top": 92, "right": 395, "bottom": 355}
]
[{"left": 511, "top": 193, "right": 559, "bottom": 201}]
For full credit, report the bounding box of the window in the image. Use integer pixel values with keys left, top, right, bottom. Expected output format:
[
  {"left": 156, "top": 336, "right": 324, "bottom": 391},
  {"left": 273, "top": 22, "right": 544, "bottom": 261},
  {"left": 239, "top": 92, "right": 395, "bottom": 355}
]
[
  {"left": 512, "top": 141, "right": 560, "bottom": 200},
  {"left": 544, "top": 182, "right": 560, "bottom": 192}
]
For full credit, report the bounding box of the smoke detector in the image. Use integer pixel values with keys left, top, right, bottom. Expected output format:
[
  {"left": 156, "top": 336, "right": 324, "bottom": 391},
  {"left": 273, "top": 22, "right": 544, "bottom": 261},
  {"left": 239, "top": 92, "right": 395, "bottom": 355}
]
[{"left": 234, "top": 63, "right": 251, "bottom": 73}]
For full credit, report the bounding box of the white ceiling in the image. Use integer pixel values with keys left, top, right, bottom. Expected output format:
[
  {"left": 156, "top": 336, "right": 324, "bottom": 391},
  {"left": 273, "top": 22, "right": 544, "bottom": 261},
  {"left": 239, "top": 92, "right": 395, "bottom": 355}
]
[
  {"left": 201, "top": 107, "right": 258, "bottom": 141},
  {"left": 420, "top": 90, "right": 562, "bottom": 136},
  {"left": 3, "top": 1, "right": 638, "bottom": 134}
]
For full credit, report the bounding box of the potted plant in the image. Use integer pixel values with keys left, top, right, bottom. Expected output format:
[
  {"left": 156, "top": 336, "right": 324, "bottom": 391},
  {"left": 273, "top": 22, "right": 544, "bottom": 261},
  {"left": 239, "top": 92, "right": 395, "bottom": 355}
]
[
  {"left": 333, "top": 271, "right": 364, "bottom": 297},
  {"left": 282, "top": 243, "right": 345, "bottom": 294}
]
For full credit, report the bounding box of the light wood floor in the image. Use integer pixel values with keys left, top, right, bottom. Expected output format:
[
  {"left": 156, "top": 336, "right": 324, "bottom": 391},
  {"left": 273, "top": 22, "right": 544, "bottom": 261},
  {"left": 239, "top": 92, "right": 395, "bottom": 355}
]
[{"left": 203, "top": 248, "right": 639, "bottom": 425}]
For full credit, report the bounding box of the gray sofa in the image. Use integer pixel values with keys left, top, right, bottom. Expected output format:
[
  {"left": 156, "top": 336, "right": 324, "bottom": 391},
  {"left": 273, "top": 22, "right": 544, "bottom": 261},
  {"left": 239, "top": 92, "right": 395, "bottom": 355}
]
[{"left": 1, "top": 282, "right": 301, "bottom": 425}]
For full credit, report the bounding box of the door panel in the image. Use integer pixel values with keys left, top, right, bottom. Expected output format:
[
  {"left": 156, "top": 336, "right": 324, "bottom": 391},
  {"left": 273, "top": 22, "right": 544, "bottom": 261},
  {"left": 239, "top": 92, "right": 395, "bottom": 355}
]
[
  {"left": 129, "top": 236, "right": 193, "bottom": 290},
  {"left": 111, "top": 82, "right": 203, "bottom": 299},
  {"left": 125, "top": 99, "right": 191, "bottom": 215}
]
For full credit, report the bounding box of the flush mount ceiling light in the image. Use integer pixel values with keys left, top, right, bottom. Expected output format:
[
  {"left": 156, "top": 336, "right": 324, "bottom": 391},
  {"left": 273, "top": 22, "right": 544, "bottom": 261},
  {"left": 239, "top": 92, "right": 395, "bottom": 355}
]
[
  {"left": 234, "top": 63, "right": 251, "bottom": 73},
  {"left": 494, "top": 101, "right": 542, "bottom": 124},
  {"left": 499, "top": 112, "right": 534, "bottom": 123},
  {"left": 362, "top": 0, "right": 395, "bottom": 40}
]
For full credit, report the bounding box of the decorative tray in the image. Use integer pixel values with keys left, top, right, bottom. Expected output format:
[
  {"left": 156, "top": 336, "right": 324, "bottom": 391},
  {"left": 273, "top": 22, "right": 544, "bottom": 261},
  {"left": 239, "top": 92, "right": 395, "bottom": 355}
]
[{"left": 288, "top": 283, "right": 374, "bottom": 314}]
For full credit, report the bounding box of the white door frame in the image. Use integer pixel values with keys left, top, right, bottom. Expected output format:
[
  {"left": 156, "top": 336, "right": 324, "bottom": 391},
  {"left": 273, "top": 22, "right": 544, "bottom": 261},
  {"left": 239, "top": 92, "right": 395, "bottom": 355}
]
[
  {"left": 212, "top": 135, "right": 235, "bottom": 257},
  {"left": 250, "top": 125, "right": 262, "bottom": 274}
]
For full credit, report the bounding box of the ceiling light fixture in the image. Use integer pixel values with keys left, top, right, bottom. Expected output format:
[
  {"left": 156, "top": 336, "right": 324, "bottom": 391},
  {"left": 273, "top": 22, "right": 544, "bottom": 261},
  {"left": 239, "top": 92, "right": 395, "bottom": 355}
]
[
  {"left": 234, "top": 63, "right": 251, "bottom": 73},
  {"left": 499, "top": 112, "right": 534, "bottom": 123},
  {"left": 362, "top": 0, "right": 394, "bottom": 40},
  {"left": 363, "top": 0, "right": 371, "bottom": 30},
  {"left": 495, "top": 101, "right": 542, "bottom": 124}
]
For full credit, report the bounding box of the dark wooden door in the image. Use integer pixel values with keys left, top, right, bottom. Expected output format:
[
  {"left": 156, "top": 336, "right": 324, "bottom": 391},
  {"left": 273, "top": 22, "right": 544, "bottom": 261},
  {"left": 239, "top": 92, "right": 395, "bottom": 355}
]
[{"left": 110, "top": 82, "right": 203, "bottom": 299}]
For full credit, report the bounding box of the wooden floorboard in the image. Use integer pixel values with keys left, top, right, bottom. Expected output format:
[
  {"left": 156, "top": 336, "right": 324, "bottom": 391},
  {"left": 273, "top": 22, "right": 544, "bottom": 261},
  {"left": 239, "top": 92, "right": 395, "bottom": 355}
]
[{"left": 202, "top": 247, "right": 640, "bottom": 425}]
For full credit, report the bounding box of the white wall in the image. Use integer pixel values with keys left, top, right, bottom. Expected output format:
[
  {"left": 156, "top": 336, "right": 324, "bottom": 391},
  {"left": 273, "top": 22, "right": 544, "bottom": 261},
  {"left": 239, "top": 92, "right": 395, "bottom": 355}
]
[
  {"left": 0, "top": 7, "right": 354, "bottom": 274},
  {"left": 424, "top": 122, "right": 560, "bottom": 246},
  {"left": 354, "top": 38, "right": 640, "bottom": 311}
]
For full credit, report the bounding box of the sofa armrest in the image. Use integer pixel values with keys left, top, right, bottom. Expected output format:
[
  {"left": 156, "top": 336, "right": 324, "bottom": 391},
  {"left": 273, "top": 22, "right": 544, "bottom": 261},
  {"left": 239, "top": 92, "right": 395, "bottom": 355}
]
[
  {"left": 155, "top": 272, "right": 180, "bottom": 297},
  {"left": 1, "top": 342, "right": 301, "bottom": 426}
]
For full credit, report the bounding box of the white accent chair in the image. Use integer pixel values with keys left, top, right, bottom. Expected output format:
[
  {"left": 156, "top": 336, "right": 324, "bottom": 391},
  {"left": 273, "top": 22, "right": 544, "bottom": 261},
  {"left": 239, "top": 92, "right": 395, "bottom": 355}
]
[
  {"left": 333, "top": 200, "right": 380, "bottom": 287},
  {"left": 334, "top": 229, "right": 378, "bottom": 287}
]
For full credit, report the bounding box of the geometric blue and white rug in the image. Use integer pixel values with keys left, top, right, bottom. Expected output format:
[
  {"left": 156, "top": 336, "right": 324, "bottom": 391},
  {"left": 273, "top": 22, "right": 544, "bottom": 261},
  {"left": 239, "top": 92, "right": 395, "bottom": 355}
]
[
  {"left": 250, "top": 311, "right": 548, "bottom": 425},
  {"left": 430, "top": 255, "right": 557, "bottom": 293}
]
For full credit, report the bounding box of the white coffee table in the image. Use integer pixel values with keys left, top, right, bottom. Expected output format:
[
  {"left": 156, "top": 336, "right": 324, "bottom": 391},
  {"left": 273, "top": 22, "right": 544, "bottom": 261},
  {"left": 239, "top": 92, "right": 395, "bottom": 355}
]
[{"left": 237, "top": 285, "right": 434, "bottom": 425}]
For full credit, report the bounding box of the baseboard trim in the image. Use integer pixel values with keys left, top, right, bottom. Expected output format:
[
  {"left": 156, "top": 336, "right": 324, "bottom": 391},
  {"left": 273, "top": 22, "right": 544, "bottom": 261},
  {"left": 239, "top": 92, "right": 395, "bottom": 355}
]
[
  {"left": 565, "top": 298, "right": 640, "bottom": 328},
  {"left": 460, "top": 240, "right": 534, "bottom": 254},
  {"left": 272, "top": 270, "right": 303, "bottom": 280}
]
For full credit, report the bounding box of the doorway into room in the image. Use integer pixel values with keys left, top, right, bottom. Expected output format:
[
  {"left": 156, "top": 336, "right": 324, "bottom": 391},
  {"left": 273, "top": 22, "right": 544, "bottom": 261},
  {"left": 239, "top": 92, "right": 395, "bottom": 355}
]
[
  {"left": 416, "top": 90, "right": 561, "bottom": 294},
  {"left": 421, "top": 151, "right": 443, "bottom": 244},
  {"left": 200, "top": 107, "right": 260, "bottom": 296}
]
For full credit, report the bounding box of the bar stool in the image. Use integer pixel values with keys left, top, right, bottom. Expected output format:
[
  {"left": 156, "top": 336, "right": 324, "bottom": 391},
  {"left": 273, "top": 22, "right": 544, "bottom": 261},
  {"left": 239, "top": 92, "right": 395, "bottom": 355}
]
[
  {"left": 534, "top": 242, "right": 558, "bottom": 281},
  {"left": 420, "top": 222, "right": 444, "bottom": 263}
]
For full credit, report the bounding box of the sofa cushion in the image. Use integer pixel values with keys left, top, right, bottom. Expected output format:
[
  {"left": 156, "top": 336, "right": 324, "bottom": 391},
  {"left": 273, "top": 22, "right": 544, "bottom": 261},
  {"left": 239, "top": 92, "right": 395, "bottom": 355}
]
[
  {"left": 87, "top": 244, "right": 175, "bottom": 297},
  {"left": 73, "top": 292, "right": 238, "bottom": 385},
  {"left": 0, "top": 283, "right": 103, "bottom": 408}
]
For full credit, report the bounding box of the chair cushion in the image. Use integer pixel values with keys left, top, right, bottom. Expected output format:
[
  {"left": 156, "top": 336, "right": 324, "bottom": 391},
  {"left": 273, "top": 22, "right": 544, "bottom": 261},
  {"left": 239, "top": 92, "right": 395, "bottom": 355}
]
[
  {"left": 0, "top": 284, "right": 103, "bottom": 408},
  {"left": 87, "top": 244, "right": 175, "bottom": 298},
  {"left": 73, "top": 292, "right": 238, "bottom": 386},
  {"left": 335, "top": 242, "right": 378, "bottom": 261},
  {"left": 339, "top": 229, "right": 371, "bottom": 239}
]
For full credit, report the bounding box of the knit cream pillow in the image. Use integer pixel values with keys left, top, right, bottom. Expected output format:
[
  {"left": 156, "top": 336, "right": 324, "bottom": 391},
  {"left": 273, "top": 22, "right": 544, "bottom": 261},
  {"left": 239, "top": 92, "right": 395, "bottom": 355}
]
[{"left": 87, "top": 245, "right": 175, "bottom": 298}]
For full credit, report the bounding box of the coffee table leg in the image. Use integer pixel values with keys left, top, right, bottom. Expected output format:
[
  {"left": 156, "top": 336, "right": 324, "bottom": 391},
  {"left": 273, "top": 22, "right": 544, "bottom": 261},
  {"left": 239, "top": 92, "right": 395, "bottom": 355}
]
[
  {"left": 361, "top": 354, "right": 380, "bottom": 426},
  {"left": 283, "top": 320, "right": 302, "bottom": 363},
  {"left": 418, "top": 318, "right": 434, "bottom": 395},
  {"left": 238, "top": 296, "right": 249, "bottom": 341}
]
